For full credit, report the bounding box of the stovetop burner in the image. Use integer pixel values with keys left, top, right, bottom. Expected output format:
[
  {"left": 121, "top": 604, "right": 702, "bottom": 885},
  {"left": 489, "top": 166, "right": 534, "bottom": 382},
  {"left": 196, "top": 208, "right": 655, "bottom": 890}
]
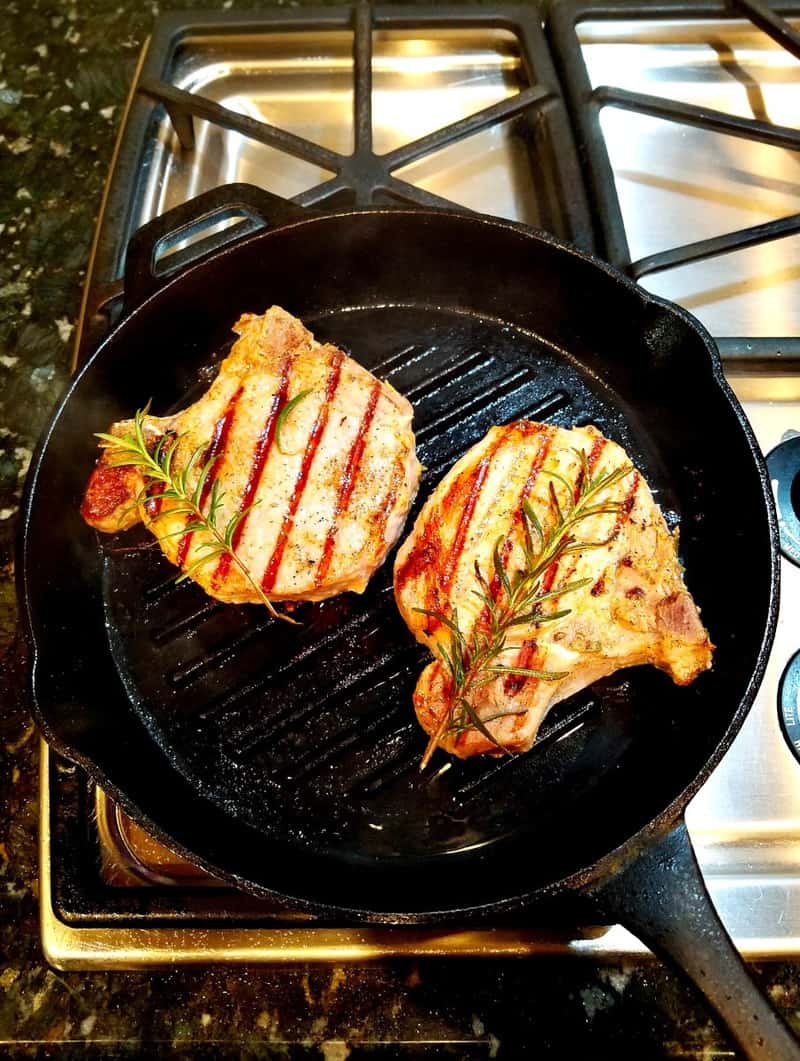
[
  {"left": 768, "top": 433, "right": 800, "bottom": 564},
  {"left": 44, "top": 1, "right": 800, "bottom": 967}
]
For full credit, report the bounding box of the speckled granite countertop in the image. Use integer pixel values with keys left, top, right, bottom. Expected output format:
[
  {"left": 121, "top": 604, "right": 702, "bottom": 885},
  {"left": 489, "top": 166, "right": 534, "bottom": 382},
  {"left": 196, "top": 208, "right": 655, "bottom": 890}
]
[{"left": 1, "top": 1, "right": 800, "bottom": 1057}]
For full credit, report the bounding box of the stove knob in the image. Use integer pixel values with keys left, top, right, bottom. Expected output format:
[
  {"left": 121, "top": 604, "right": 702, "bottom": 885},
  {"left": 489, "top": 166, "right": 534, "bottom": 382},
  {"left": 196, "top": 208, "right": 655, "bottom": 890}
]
[
  {"left": 766, "top": 434, "right": 800, "bottom": 567},
  {"left": 779, "top": 650, "right": 800, "bottom": 761}
]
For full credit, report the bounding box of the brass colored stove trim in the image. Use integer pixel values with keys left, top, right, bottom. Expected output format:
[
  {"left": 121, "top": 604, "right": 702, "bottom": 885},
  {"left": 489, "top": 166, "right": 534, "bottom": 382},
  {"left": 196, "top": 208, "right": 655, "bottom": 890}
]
[
  {"left": 40, "top": 743, "right": 633, "bottom": 970},
  {"left": 41, "top": 746, "right": 800, "bottom": 968}
]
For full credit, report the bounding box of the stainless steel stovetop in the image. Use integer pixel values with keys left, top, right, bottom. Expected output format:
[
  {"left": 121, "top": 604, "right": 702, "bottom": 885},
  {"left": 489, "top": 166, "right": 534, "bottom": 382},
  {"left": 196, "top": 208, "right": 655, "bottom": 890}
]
[
  {"left": 576, "top": 12, "right": 800, "bottom": 954},
  {"left": 43, "top": 5, "right": 800, "bottom": 965}
]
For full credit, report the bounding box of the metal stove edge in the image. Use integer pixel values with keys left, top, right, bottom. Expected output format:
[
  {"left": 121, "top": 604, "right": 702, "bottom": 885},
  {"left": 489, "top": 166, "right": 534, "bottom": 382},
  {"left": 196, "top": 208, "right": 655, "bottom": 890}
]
[{"left": 42, "top": 742, "right": 800, "bottom": 968}]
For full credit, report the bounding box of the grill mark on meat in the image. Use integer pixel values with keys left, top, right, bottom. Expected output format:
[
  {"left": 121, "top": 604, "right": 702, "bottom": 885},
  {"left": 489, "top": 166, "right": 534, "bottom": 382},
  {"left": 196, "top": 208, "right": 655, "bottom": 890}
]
[
  {"left": 175, "top": 385, "right": 244, "bottom": 569},
  {"left": 395, "top": 439, "right": 497, "bottom": 619},
  {"left": 507, "top": 637, "right": 537, "bottom": 685},
  {"left": 364, "top": 454, "right": 407, "bottom": 586},
  {"left": 544, "top": 437, "right": 609, "bottom": 593},
  {"left": 314, "top": 379, "right": 382, "bottom": 588},
  {"left": 504, "top": 439, "right": 608, "bottom": 697},
  {"left": 426, "top": 426, "right": 511, "bottom": 630},
  {"left": 477, "top": 425, "right": 556, "bottom": 630},
  {"left": 411, "top": 469, "right": 472, "bottom": 623},
  {"left": 213, "top": 353, "right": 296, "bottom": 587},
  {"left": 261, "top": 349, "right": 345, "bottom": 593},
  {"left": 549, "top": 455, "right": 637, "bottom": 600},
  {"left": 376, "top": 455, "right": 405, "bottom": 541},
  {"left": 612, "top": 471, "right": 641, "bottom": 539},
  {"left": 538, "top": 442, "right": 607, "bottom": 593},
  {"left": 394, "top": 512, "right": 442, "bottom": 599},
  {"left": 438, "top": 427, "right": 513, "bottom": 590},
  {"left": 481, "top": 536, "right": 514, "bottom": 617},
  {"left": 558, "top": 471, "right": 638, "bottom": 602}
]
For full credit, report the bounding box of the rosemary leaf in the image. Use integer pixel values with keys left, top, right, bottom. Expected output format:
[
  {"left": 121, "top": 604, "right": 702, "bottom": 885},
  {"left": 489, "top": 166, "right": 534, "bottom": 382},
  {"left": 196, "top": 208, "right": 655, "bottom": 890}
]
[
  {"left": 454, "top": 696, "right": 509, "bottom": 755},
  {"left": 522, "top": 578, "right": 591, "bottom": 607},
  {"left": 543, "top": 467, "right": 574, "bottom": 497},
  {"left": 193, "top": 454, "right": 217, "bottom": 507},
  {"left": 276, "top": 389, "right": 313, "bottom": 455},
  {"left": 493, "top": 537, "right": 512, "bottom": 599},
  {"left": 548, "top": 479, "right": 564, "bottom": 526},
  {"left": 448, "top": 708, "right": 526, "bottom": 733},
  {"left": 521, "top": 498, "right": 543, "bottom": 550},
  {"left": 474, "top": 560, "right": 491, "bottom": 597},
  {"left": 438, "top": 640, "right": 463, "bottom": 689},
  {"left": 484, "top": 666, "right": 569, "bottom": 680},
  {"left": 528, "top": 608, "right": 572, "bottom": 625}
]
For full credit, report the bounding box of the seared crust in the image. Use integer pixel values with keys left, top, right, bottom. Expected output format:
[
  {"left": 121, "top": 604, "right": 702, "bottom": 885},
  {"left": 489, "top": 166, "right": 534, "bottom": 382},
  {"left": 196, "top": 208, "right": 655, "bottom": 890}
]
[
  {"left": 83, "top": 307, "right": 422, "bottom": 604},
  {"left": 394, "top": 421, "right": 713, "bottom": 758}
]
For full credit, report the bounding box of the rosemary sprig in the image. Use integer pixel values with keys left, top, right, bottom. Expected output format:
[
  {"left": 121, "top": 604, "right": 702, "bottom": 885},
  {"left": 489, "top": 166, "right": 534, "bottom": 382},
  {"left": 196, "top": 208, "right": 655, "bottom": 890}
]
[
  {"left": 416, "top": 451, "right": 634, "bottom": 770},
  {"left": 96, "top": 409, "right": 296, "bottom": 625}
]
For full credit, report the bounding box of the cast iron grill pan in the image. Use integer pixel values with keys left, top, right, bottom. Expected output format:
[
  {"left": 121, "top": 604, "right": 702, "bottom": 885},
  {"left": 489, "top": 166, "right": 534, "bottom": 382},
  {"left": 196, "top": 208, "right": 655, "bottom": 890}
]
[{"left": 22, "top": 204, "right": 773, "bottom": 920}]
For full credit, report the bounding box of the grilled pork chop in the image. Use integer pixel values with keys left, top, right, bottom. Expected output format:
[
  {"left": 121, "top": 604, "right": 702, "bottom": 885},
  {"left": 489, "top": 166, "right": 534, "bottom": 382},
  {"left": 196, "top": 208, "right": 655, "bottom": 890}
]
[
  {"left": 394, "top": 421, "right": 713, "bottom": 760},
  {"left": 82, "top": 306, "right": 421, "bottom": 604}
]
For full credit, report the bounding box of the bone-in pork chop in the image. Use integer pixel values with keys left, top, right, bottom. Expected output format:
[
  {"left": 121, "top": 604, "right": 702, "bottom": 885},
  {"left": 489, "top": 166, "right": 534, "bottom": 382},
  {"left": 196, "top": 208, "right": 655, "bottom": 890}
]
[
  {"left": 82, "top": 306, "right": 421, "bottom": 605},
  {"left": 394, "top": 421, "right": 713, "bottom": 762}
]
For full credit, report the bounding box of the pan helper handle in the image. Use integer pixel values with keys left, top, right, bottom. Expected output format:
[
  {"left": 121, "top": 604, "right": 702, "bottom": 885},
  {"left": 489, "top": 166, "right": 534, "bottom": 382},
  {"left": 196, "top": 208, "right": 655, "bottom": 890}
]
[{"left": 586, "top": 820, "right": 800, "bottom": 1061}]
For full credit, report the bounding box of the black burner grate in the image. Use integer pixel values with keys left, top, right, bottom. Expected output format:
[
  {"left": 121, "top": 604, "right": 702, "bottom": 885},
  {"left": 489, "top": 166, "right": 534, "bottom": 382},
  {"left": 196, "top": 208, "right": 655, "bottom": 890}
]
[
  {"left": 76, "top": 4, "right": 593, "bottom": 368},
  {"left": 139, "top": 4, "right": 557, "bottom": 213},
  {"left": 548, "top": 0, "right": 800, "bottom": 363}
]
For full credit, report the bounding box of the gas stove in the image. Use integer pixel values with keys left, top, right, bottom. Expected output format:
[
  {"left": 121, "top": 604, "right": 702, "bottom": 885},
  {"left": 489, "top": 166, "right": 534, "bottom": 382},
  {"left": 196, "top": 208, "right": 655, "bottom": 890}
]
[{"left": 42, "top": 1, "right": 800, "bottom": 967}]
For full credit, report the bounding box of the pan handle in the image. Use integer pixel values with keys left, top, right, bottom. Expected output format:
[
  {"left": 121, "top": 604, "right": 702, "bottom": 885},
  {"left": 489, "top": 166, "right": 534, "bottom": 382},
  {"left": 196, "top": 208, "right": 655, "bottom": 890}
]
[
  {"left": 122, "top": 183, "right": 312, "bottom": 314},
  {"left": 587, "top": 820, "right": 800, "bottom": 1060}
]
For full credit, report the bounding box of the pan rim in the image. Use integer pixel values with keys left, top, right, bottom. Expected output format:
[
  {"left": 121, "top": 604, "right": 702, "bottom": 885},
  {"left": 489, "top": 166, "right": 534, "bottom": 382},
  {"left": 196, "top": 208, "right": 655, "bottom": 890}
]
[{"left": 17, "top": 205, "right": 780, "bottom": 918}]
